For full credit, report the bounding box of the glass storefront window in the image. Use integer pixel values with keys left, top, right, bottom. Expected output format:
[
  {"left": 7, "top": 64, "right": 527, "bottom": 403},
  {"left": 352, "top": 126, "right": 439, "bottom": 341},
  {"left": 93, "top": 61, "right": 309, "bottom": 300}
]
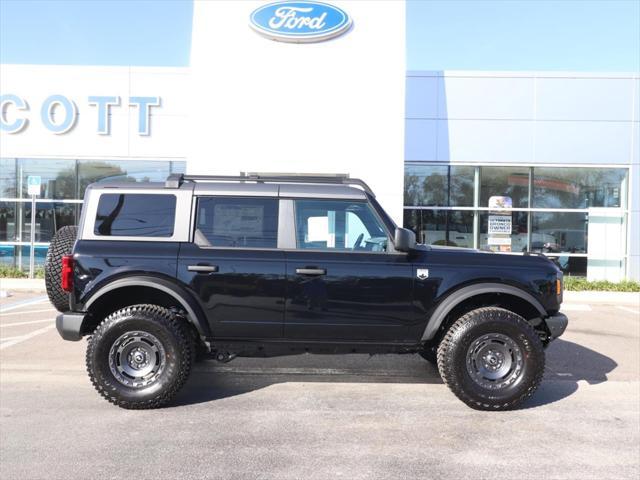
[
  {"left": 530, "top": 212, "right": 588, "bottom": 254},
  {"left": 0, "top": 159, "right": 17, "bottom": 198},
  {"left": 533, "top": 167, "right": 627, "bottom": 209},
  {"left": 17, "top": 159, "right": 77, "bottom": 199},
  {"left": 77, "top": 160, "right": 177, "bottom": 197},
  {"left": 0, "top": 245, "right": 48, "bottom": 269},
  {"left": 480, "top": 166, "right": 529, "bottom": 208},
  {"left": 404, "top": 209, "right": 474, "bottom": 248},
  {"left": 0, "top": 202, "right": 18, "bottom": 241},
  {"left": 404, "top": 165, "right": 474, "bottom": 207},
  {"left": 550, "top": 256, "right": 587, "bottom": 277},
  {"left": 479, "top": 211, "right": 529, "bottom": 252},
  {"left": 22, "top": 202, "right": 79, "bottom": 242}
]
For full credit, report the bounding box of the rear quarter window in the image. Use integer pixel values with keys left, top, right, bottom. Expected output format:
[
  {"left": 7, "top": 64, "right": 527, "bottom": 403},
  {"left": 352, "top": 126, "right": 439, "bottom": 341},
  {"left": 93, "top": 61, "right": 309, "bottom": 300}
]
[{"left": 94, "top": 194, "right": 176, "bottom": 237}]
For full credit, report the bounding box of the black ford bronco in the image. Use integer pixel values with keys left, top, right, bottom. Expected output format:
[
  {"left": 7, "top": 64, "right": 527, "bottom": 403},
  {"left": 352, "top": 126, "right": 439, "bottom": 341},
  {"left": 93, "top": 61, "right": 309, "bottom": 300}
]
[{"left": 46, "top": 173, "right": 567, "bottom": 410}]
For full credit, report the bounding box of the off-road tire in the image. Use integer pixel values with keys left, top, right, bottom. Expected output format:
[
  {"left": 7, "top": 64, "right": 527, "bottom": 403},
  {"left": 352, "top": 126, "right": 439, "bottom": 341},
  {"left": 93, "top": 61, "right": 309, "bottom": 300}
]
[
  {"left": 44, "top": 225, "right": 78, "bottom": 312},
  {"left": 86, "top": 304, "right": 194, "bottom": 409},
  {"left": 437, "top": 307, "right": 545, "bottom": 411}
]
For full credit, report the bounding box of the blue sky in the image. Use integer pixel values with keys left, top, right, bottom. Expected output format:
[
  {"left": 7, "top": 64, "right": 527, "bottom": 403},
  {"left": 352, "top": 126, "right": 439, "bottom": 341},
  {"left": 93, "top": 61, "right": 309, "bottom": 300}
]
[
  {"left": 1, "top": 0, "right": 639, "bottom": 71},
  {"left": 0, "top": 0, "right": 193, "bottom": 66},
  {"left": 407, "top": 0, "right": 640, "bottom": 72}
]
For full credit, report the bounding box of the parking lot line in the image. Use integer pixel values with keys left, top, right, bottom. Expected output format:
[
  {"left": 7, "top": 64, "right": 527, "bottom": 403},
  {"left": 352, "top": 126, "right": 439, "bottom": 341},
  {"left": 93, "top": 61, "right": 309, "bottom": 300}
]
[
  {"left": 0, "top": 296, "right": 48, "bottom": 313},
  {"left": 0, "top": 308, "right": 56, "bottom": 317},
  {"left": 615, "top": 306, "right": 640, "bottom": 315},
  {"left": 1, "top": 318, "right": 54, "bottom": 328},
  {"left": 0, "top": 324, "right": 55, "bottom": 350}
]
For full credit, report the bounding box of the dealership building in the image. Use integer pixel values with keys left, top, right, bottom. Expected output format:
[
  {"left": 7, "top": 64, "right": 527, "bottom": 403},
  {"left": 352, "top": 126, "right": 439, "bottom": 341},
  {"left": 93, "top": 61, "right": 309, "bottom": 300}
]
[{"left": 1, "top": 1, "right": 638, "bottom": 281}]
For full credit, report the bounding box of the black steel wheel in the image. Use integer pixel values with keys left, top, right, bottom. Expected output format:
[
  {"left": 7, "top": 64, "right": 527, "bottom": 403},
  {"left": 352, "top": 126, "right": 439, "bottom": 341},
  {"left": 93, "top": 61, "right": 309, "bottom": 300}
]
[
  {"left": 44, "top": 225, "right": 78, "bottom": 312},
  {"left": 86, "top": 304, "right": 194, "bottom": 409},
  {"left": 437, "top": 307, "right": 545, "bottom": 410}
]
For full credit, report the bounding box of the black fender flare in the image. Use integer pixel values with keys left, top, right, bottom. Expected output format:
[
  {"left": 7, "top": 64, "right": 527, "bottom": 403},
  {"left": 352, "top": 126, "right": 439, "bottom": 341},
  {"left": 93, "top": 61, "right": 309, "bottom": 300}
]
[
  {"left": 83, "top": 276, "right": 211, "bottom": 338},
  {"left": 421, "top": 282, "right": 547, "bottom": 341}
]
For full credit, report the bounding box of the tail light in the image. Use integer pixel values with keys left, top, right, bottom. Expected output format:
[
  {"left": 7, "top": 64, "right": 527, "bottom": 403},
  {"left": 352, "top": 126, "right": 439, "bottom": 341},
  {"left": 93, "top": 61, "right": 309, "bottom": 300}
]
[{"left": 61, "top": 255, "right": 74, "bottom": 292}]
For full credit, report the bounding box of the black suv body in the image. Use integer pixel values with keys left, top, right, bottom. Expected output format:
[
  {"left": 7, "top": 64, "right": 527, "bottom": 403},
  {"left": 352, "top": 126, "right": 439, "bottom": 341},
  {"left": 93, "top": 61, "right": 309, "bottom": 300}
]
[{"left": 49, "top": 174, "right": 567, "bottom": 410}]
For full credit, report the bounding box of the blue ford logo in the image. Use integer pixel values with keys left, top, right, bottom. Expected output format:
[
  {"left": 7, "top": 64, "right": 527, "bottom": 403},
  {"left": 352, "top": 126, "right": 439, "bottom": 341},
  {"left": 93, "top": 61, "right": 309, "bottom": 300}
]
[{"left": 249, "top": 1, "right": 352, "bottom": 43}]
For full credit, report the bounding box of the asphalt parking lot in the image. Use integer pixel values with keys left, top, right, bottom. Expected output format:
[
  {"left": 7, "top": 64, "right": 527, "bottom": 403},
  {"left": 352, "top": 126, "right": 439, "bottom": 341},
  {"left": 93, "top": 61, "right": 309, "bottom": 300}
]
[{"left": 1, "top": 291, "right": 639, "bottom": 480}]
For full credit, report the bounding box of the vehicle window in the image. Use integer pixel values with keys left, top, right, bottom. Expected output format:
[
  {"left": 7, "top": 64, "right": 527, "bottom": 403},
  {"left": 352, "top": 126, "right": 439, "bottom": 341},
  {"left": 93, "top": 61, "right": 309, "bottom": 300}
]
[
  {"left": 294, "top": 200, "right": 388, "bottom": 252},
  {"left": 195, "top": 197, "right": 278, "bottom": 248},
  {"left": 94, "top": 194, "right": 176, "bottom": 237}
]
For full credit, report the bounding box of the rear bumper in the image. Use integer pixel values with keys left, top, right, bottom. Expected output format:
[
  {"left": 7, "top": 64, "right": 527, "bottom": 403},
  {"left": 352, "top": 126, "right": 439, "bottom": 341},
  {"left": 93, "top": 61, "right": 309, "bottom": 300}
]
[
  {"left": 545, "top": 312, "right": 568, "bottom": 341},
  {"left": 55, "top": 312, "right": 86, "bottom": 341}
]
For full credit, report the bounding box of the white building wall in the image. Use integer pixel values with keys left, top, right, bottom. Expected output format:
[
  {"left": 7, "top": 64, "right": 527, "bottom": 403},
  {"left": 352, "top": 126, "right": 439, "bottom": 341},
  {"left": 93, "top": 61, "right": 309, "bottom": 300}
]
[
  {"left": 187, "top": 1, "right": 406, "bottom": 223},
  {"left": 0, "top": 65, "right": 188, "bottom": 160}
]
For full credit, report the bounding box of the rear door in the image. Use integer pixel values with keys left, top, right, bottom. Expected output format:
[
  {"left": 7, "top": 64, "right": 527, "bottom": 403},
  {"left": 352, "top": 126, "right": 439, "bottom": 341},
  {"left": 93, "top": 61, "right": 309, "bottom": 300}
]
[
  {"left": 283, "top": 199, "right": 415, "bottom": 342},
  {"left": 177, "top": 195, "right": 286, "bottom": 339}
]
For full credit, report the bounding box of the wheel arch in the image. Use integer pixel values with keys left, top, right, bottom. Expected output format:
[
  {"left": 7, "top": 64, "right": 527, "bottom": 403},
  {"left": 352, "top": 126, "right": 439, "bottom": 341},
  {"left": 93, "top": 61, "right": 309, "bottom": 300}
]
[
  {"left": 421, "top": 282, "right": 547, "bottom": 342},
  {"left": 82, "top": 276, "right": 211, "bottom": 339}
]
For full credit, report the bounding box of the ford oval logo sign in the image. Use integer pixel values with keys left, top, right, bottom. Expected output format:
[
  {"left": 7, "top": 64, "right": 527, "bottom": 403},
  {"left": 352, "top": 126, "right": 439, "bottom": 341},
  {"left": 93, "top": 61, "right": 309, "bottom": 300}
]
[{"left": 249, "top": 1, "right": 352, "bottom": 43}]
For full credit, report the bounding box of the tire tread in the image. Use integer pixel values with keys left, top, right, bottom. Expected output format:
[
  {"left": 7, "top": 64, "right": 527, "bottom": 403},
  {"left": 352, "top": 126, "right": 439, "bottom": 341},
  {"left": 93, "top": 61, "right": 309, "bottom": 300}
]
[
  {"left": 436, "top": 307, "right": 545, "bottom": 411},
  {"left": 44, "top": 225, "right": 78, "bottom": 312},
  {"left": 86, "top": 304, "right": 194, "bottom": 410}
]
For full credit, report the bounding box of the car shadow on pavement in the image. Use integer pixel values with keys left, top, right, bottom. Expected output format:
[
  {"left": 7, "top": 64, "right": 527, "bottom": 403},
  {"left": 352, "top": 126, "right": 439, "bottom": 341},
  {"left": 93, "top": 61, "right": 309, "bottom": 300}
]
[
  {"left": 173, "top": 353, "right": 443, "bottom": 406},
  {"left": 172, "top": 340, "right": 617, "bottom": 408},
  {"left": 522, "top": 339, "right": 618, "bottom": 409}
]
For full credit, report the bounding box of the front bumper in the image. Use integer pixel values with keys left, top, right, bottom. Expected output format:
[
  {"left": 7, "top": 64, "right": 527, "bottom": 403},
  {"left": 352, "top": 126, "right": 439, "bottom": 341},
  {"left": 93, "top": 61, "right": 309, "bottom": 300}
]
[
  {"left": 55, "top": 312, "right": 86, "bottom": 341},
  {"left": 544, "top": 312, "right": 568, "bottom": 341}
]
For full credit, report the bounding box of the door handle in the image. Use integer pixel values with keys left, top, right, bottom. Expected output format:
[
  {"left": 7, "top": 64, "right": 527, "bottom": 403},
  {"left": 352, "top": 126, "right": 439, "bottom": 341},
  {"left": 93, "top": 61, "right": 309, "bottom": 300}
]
[
  {"left": 295, "top": 268, "right": 326, "bottom": 276},
  {"left": 188, "top": 265, "right": 219, "bottom": 273}
]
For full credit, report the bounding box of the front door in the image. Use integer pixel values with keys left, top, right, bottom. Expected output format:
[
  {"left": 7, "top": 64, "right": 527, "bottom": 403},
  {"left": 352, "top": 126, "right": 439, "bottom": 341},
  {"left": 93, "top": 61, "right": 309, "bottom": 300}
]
[
  {"left": 177, "top": 196, "right": 285, "bottom": 339},
  {"left": 284, "top": 199, "right": 415, "bottom": 342}
]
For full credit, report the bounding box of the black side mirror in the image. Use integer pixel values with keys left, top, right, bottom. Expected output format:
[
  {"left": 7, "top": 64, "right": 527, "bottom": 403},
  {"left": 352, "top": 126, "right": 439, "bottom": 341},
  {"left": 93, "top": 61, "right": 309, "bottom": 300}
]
[{"left": 394, "top": 227, "right": 416, "bottom": 252}]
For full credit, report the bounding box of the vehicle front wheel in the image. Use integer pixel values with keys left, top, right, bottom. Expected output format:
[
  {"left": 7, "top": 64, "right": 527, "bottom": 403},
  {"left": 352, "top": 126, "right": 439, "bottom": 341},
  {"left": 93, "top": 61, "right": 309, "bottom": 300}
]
[
  {"left": 86, "top": 304, "right": 194, "bottom": 409},
  {"left": 437, "top": 307, "right": 544, "bottom": 411}
]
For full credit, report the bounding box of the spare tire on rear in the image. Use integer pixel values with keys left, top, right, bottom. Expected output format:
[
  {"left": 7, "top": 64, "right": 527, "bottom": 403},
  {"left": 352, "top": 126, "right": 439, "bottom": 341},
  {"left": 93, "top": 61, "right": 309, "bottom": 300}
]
[{"left": 45, "top": 225, "right": 78, "bottom": 312}]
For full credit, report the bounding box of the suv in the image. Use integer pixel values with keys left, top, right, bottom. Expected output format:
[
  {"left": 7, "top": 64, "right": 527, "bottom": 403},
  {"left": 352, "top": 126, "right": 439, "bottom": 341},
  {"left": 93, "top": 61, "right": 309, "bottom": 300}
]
[{"left": 47, "top": 173, "right": 567, "bottom": 410}]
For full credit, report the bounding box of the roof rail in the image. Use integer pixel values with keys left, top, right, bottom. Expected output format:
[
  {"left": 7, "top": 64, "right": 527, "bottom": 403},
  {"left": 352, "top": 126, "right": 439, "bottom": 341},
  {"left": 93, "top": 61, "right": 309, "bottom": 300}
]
[{"left": 164, "top": 172, "right": 375, "bottom": 196}]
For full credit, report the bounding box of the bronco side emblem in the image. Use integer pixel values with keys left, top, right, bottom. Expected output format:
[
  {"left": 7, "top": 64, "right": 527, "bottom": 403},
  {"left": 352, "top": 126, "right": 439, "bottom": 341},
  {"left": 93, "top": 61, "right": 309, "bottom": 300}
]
[{"left": 417, "top": 269, "right": 429, "bottom": 280}]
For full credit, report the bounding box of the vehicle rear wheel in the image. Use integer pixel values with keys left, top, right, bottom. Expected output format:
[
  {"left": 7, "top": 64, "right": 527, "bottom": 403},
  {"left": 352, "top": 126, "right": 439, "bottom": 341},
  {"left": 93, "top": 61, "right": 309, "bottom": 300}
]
[
  {"left": 437, "top": 307, "right": 544, "bottom": 411},
  {"left": 44, "top": 225, "right": 78, "bottom": 312},
  {"left": 86, "top": 304, "right": 194, "bottom": 409}
]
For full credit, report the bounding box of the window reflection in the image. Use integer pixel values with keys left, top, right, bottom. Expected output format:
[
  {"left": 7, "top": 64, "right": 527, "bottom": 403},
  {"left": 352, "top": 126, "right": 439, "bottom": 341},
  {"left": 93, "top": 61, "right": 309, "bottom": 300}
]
[
  {"left": 0, "top": 202, "right": 18, "bottom": 241},
  {"left": 0, "top": 159, "right": 17, "bottom": 198},
  {"left": 22, "top": 203, "right": 79, "bottom": 242},
  {"left": 18, "top": 159, "right": 76, "bottom": 199},
  {"left": 533, "top": 168, "right": 626, "bottom": 209},
  {"left": 530, "top": 212, "right": 588, "bottom": 254},
  {"left": 404, "top": 165, "right": 474, "bottom": 207},
  {"left": 480, "top": 166, "right": 529, "bottom": 208},
  {"left": 404, "top": 209, "right": 474, "bottom": 248},
  {"left": 78, "top": 160, "right": 175, "bottom": 197},
  {"left": 549, "top": 256, "right": 587, "bottom": 277}
]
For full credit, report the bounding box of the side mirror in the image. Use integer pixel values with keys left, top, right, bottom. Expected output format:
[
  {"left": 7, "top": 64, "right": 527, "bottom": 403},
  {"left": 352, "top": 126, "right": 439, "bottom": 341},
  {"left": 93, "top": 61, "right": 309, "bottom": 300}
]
[{"left": 394, "top": 227, "right": 416, "bottom": 252}]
